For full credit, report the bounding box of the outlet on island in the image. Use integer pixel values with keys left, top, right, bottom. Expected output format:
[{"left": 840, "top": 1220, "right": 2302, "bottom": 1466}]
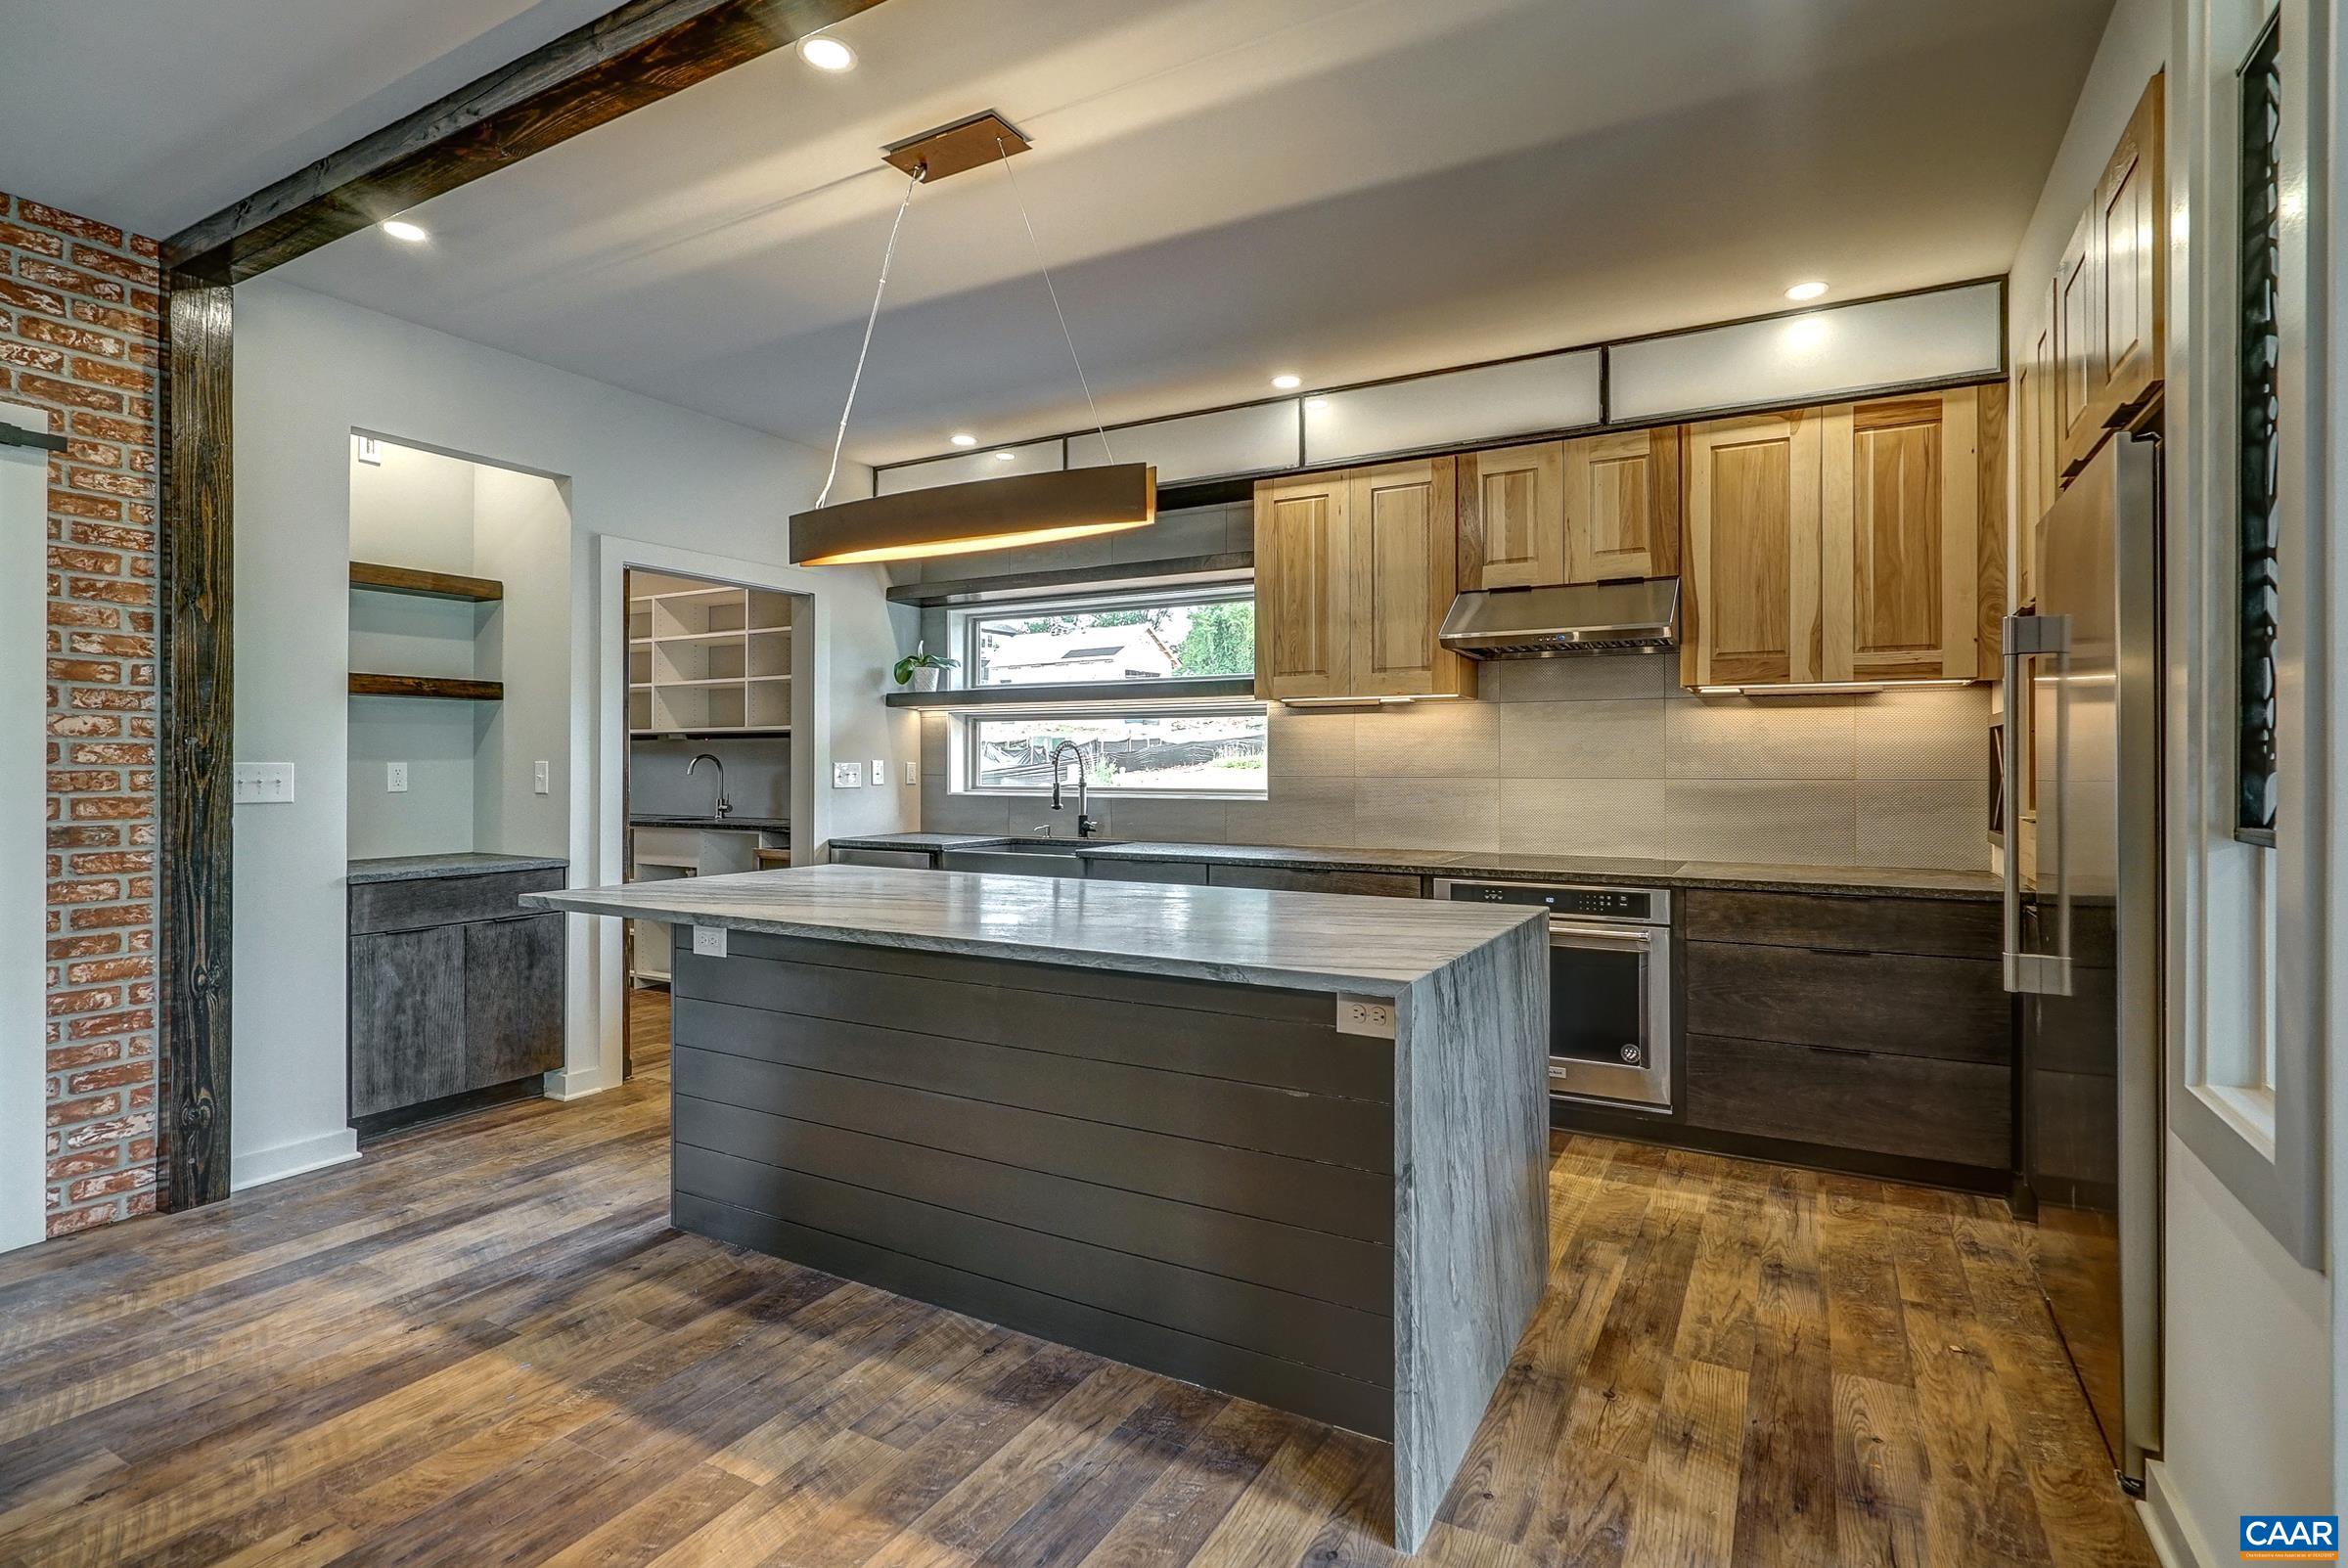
[{"left": 1334, "top": 994, "right": 1396, "bottom": 1038}]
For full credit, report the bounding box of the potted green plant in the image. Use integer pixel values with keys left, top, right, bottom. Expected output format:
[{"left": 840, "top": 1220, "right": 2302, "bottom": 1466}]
[{"left": 893, "top": 641, "right": 958, "bottom": 694}]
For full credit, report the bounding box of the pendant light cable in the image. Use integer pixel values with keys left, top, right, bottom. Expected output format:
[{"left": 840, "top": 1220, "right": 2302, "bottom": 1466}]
[
  {"left": 995, "top": 137, "right": 1111, "bottom": 463},
  {"left": 816, "top": 164, "right": 925, "bottom": 509}
]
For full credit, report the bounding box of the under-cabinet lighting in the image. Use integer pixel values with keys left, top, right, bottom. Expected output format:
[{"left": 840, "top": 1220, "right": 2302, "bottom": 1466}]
[
  {"left": 798, "top": 35, "right": 856, "bottom": 70},
  {"left": 1280, "top": 693, "right": 1468, "bottom": 707},
  {"left": 1693, "top": 679, "right": 1976, "bottom": 697},
  {"left": 381, "top": 220, "right": 429, "bottom": 244}
]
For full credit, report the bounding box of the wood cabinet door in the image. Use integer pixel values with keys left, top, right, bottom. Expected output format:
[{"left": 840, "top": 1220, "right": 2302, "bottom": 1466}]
[
  {"left": 2052, "top": 205, "right": 2102, "bottom": 476},
  {"left": 1563, "top": 426, "right": 1682, "bottom": 583},
  {"left": 1821, "top": 388, "right": 1983, "bottom": 682},
  {"left": 2095, "top": 72, "right": 2164, "bottom": 426},
  {"left": 1348, "top": 457, "right": 1467, "bottom": 697},
  {"left": 1252, "top": 474, "right": 1352, "bottom": 699},
  {"left": 1681, "top": 410, "right": 1821, "bottom": 687},
  {"left": 348, "top": 925, "right": 465, "bottom": 1118},
  {"left": 463, "top": 914, "right": 565, "bottom": 1090},
  {"left": 1458, "top": 441, "right": 1564, "bottom": 590}
]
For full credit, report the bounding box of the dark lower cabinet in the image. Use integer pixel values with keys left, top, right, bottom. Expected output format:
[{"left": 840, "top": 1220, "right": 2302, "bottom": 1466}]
[
  {"left": 349, "top": 871, "right": 566, "bottom": 1136},
  {"left": 1683, "top": 1033, "right": 2011, "bottom": 1170},
  {"left": 348, "top": 926, "right": 466, "bottom": 1117}
]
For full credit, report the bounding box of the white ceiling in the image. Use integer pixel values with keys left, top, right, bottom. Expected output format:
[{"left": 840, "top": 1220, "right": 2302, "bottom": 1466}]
[
  {"left": 0, "top": 0, "right": 624, "bottom": 237},
  {"left": 23, "top": 0, "right": 2112, "bottom": 467}
]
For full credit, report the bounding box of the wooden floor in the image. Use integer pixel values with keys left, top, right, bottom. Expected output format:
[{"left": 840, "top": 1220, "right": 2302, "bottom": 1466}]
[{"left": 0, "top": 992, "right": 2154, "bottom": 1568}]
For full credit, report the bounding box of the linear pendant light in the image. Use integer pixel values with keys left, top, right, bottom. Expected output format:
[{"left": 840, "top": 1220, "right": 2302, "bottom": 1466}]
[{"left": 790, "top": 110, "right": 1155, "bottom": 566}]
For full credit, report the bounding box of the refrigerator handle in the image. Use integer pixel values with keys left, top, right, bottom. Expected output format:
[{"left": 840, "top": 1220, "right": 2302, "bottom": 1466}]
[{"left": 2002, "top": 613, "right": 2074, "bottom": 996}]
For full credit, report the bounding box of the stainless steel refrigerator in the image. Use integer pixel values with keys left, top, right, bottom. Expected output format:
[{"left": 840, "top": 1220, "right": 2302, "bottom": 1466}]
[{"left": 2001, "top": 430, "right": 2163, "bottom": 1489}]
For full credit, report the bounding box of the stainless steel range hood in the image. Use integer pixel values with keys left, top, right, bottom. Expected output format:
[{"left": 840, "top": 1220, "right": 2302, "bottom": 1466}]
[{"left": 1437, "top": 579, "right": 1681, "bottom": 658}]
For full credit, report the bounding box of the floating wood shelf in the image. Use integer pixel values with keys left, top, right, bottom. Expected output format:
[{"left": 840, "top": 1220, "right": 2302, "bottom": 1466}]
[
  {"left": 349, "top": 560, "right": 504, "bottom": 603},
  {"left": 349, "top": 673, "right": 504, "bottom": 701},
  {"left": 884, "top": 676, "right": 1256, "bottom": 709}
]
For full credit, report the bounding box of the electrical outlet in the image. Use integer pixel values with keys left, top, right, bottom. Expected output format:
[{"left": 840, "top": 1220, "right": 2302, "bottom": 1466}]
[
  {"left": 1334, "top": 994, "right": 1396, "bottom": 1039},
  {"left": 232, "top": 762, "right": 295, "bottom": 804},
  {"left": 533, "top": 760, "right": 550, "bottom": 795},
  {"left": 869, "top": 759, "right": 886, "bottom": 785},
  {"left": 691, "top": 925, "right": 728, "bottom": 958},
  {"left": 385, "top": 762, "right": 409, "bottom": 793},
  {"left": 832, "top": 762, "right": 862, "bottom": 787}
]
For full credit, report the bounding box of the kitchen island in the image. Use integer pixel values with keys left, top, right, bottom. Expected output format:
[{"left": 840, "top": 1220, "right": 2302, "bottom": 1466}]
[{"left": 525, "top": 864, "right": 1549, "bottom": 1550}]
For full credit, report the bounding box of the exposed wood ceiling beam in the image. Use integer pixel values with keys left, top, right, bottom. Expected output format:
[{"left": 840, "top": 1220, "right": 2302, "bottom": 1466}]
[{"left": 164, "top": 0, "right": 891, "bottom": 281}]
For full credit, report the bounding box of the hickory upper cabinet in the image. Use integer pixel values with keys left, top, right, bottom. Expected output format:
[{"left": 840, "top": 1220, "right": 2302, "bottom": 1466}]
[
  {"left": 1681, "top": 409, "right": 1823, "bottom": 687},
  {"left": 1681, "top": 389, "right": 1995, "bottom": 688},
  {"left": 1252, "top": 470, "right": 1352, "bottom": 700},
  {"left": 1254, "top": 457, "right": 1472, "bottom": 701},
  {"left": 2053, "top": 71, "right": 2166, "bottom": 478},
  {"left": 1824, "top": 387, "right": 1993, "bottom": 683},
  {"left": 1457, "top": 429, "right": 1683, "bottom": 592}
]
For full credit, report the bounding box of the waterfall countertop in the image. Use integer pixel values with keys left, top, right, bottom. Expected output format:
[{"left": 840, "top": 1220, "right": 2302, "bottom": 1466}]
[{"left": 522, "top": 862, "right": 1544, "bottom": 992}]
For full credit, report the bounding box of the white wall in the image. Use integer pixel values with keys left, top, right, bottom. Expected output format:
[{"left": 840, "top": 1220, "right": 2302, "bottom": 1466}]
[
  {"left": 1, "top": 403, "right": 52, "bottom": 1253},
  {"left": 471, "top": 465, "right": 570, "bottom": 859},
  {"left": 233, "top": 277, "right": 913, "bottom": 1191}
]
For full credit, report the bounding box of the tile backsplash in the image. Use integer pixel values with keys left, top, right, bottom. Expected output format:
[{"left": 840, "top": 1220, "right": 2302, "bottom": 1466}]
[{"left": 919, "top": 653, "right": 1992, "bottom": 872}]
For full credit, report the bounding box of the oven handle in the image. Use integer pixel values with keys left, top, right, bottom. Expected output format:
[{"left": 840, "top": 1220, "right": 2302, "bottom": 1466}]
[{"left": 1546, "top": 921, "right": 1655, "bottom": 952}]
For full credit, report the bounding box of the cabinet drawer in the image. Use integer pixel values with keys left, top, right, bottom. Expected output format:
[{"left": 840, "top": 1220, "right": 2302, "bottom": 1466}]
[
  {"left": 350, "top": 868, "right": 566, "bottom": 935},
  {"left": 1206, "top": 864, "right": 1422, "bottom": 899},
  {"left": 1683, "top": 889, "right": 2000, "bottom": 959},
  {"left": 1685, "top": 1033, "right": 2010, "bottom": 1169},
  {"left": 1684, "top": 940, "right": 2009, "bottom": 1064},
  {"left": 831, "top": 847, "right": 936, "bottom": 870},
  {"left": 1087, "top": 857, "right": 1210, "bottom": 886}
]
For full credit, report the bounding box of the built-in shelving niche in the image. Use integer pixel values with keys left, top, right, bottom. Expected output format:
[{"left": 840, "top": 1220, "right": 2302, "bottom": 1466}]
[{"left": 628, "top": 577, "right": 792, "bottom": 737}]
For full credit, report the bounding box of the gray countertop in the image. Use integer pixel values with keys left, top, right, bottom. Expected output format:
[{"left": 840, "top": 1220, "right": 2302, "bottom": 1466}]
[
  {"left": 523, "top": 864, "right": 1545, "bottom": 992},
  {"left": 347, "top": 851, "right": 568, "bottom": 885},
  {"left": 631, "top": 814, "right": 790, "bottom": 831},
  {"left": 827, "top": 834, "right": 2002, "bottom": 901}
]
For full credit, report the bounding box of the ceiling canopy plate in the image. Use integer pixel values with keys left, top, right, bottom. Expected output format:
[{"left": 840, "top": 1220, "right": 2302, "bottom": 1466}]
[{"left": 881, "top": 109, "right": 1032, "bottom": 183}]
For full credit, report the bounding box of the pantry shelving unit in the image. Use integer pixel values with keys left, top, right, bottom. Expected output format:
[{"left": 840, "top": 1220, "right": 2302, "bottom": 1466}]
[{"left": 627, "top": 574, "right": 793, "bottom": 738}]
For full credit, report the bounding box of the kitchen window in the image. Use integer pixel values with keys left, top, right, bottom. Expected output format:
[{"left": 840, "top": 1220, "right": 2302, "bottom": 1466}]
[{"left": 948, "top": 586, "right": 1267, "bottom": 798}]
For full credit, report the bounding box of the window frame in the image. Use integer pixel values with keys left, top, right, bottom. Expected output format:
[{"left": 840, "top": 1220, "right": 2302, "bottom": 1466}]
[
  {"left": 954, "top": 704, "right": 1271, "bottom": 800},
  {"left": 953, "top": 584, "right": 1257, "bottom": 694}
]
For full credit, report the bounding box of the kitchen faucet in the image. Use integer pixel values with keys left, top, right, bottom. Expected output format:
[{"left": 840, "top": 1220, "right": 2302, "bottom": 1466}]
[
  {"left": 1044, "top": 739, "right": 1099, "bottom": 839},
  {"left": 686, "top": 752, "right": 731, "bottom": 820}
]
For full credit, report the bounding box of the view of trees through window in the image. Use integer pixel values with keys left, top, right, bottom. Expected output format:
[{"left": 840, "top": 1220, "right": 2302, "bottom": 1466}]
[{"left": 971, "top": 595, "right": 1255, "bottom": 688}]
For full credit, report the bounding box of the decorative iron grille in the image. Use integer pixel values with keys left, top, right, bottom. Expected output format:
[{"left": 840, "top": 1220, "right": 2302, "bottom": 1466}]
[{"left": 2236, "top": 15, "right": 2281, "bottom": 844}]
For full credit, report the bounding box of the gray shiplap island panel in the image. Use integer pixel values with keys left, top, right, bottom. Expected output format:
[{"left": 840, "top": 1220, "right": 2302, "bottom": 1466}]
[{"left": 524, "top": 865, "right": 1549, "bottom": 1553}]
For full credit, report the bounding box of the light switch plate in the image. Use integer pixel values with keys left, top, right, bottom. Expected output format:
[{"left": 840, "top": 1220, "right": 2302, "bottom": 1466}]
[
  {"left": 1334, "top": 994, "right": 1396, "bottom": 1038},
  {"left": 355, "top": 435, "right": 382, "bottom": 466},
  {"left": 832, "top": 762, "right": 862, "bottom": 787},
  {"left": 903, "top": 756, "right": 918, "bottom": 785},
  {"left": 533, "top": 760, "right": 550, "bottom": 795},
  {"left": 385, "top": 762, "right": 408, "bottom": 793},
  {"left": 691, "top": 925, "right": 728, "bottom": 958},
  {"left": 232, "top": 762, "right": 295, "bottom": 804},
  {"left": 869, "top": 759, "right": 886, "bottom": 785}
]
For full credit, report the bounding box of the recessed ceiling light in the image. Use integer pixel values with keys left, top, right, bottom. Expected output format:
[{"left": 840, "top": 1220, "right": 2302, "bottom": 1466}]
[
  {"left": 381, "top": 219, "right": 429, "bottom": 244},
  {"left": 1784, "top": 280, "right": 1829, "bottom": 301},
  {"left": 798, "top": 35, "right": 856, "bottom": 71},
  {"left": 1270, "top": 374, "right": 1302, "bottom": 390},
  {"left": 949, "top": 432, "right": 977, "bottom": 447},
  {"left": 993, "top": 450, "right": 1016, "bottom": 462}
]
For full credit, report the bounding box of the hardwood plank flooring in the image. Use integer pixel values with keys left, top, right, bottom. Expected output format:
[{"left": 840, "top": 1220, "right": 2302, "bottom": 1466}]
[{"left": 0, "top": 992, "right": 2152, "bottom": 1567}]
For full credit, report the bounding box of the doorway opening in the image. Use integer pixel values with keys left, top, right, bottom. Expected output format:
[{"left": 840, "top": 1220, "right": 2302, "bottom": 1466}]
[{"left": 620, "top": 567, "right": 806, "bottom": 1078}]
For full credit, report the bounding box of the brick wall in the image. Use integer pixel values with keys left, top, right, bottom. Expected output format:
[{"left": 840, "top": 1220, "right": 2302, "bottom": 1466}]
[{"left": 0, "top": 192, "right": 165, "bottom": 1236}]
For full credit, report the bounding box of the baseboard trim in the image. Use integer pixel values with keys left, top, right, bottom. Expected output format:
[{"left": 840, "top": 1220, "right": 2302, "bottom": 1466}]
[
  {"left": 544, "top": 1065, "right": 611, "bottom": 1100},
  {"left": 2140, "top": 1459, "right": 2216, "bottom": 1568},
  {"left": 231, "top": 1128, "right": 360, "bottom": 1193}
]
